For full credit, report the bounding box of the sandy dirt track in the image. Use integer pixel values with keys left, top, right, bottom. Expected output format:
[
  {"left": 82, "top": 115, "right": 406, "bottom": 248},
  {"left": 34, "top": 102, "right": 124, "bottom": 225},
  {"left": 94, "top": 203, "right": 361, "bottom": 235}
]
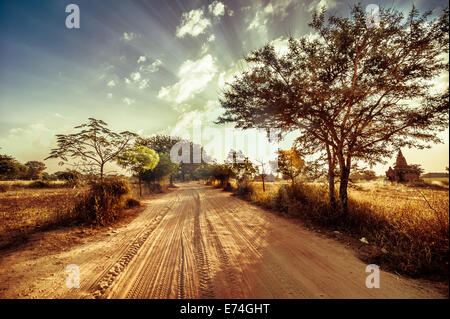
[{"left": 0, "top": 183, "right": 445, "bottom": 299}]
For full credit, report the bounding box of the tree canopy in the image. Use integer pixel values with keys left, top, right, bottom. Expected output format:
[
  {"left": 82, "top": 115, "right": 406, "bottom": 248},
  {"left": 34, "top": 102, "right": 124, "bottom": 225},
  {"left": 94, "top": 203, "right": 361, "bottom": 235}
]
[{"left": 46, "top": 118, "right": 137, "bottom": 183}]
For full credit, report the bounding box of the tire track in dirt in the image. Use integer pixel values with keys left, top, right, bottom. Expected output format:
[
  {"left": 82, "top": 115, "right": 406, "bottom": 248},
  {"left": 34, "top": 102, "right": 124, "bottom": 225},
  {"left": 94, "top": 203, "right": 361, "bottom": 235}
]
[
  {"left": 121, "top": 190, "right": 194, "bottom": 299},
  {"left": 203, "top": 189, "right": 309, "bottom": 297},
  {"left": 204, "top": 213, "right": 243, "bottom": 297},
  {"left": 89, "top": 196, "right": 179, "bottom": 299},
  {"left": 192, "top": 192, "right": 215, "bottom": 298},
  {"left": 177, "top": 235, "right": 185, "bottom": 299}
]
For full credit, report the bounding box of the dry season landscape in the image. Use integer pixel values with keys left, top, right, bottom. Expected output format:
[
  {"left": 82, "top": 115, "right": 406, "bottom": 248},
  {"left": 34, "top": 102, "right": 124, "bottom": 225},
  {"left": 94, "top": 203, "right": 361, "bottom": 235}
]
[
  {"left": 0, "top": 182, "right": 448, "bottom": 299},
  {"left": 0, "top": 0, "right": 449, "bottom": 302}
]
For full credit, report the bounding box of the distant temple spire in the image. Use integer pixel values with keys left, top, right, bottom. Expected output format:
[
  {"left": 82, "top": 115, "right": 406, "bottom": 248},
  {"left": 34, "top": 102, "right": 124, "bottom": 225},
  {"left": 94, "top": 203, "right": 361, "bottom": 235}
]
[
  {"left": 386, "top": 149, "right": 420, "bottom": 183},
  {"left": 395, "top": 150, "right": 408, "bottom": 168}
]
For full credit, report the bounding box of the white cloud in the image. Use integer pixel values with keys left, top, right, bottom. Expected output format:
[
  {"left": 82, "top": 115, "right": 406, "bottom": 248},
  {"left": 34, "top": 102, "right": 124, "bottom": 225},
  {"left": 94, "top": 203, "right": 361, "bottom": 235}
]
[
  {"left": 208, "top": 1, "right": 226, "bottom": 17},
  {"left": 122, "top": 32, "right": 139, "bottom": 41},
  {"left": 217, "top": 60, "right": 248, "bottom": 90},
  {"left": 158, "top": 54, "right": 217, "bottom": 104},
  {"left": 138, "top": 79, "right": 150, "bottom": 90},
  {"left": 176, "top": 9, "right": 211, "bottom": 38},
  {"left": 246, "top": 0, "right": 298, "bottom": 34},
  {"left": 169, "top": 100, "right": 224, "bottom": 139},
  {"left": 130, "top": 72, "right": 141, "bottom": 82},
  {"left": 139, "top": 59, "right": 163, "bottom": 73},
  {"left": 200, "top": 43, "right": 209, "bottom": 55},
  {"left": 122, "top": 97, "right": 135, "bottom": 106},
  {"left": 107, "top": 93, "right": 113, "bottom": 99},
  {"left": 308, "top": 0, "right": 336, "bottom": 12},
  {"left": 137, "top": 56, "right": 147, "bottom": 64},
  {"left": 271, "top": 36, "right": 290, "bottom": 56},
  {"left": 107, "top": 80, "right": 116, "bottom": 87}
]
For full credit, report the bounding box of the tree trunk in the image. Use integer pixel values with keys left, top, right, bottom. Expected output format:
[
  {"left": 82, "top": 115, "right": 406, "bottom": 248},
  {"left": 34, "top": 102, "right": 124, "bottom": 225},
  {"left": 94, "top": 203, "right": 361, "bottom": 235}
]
[
  {"left": 138, "top": 175, "right": 142, "bottom": 197},
  {"left": 100, "top": 163, "right": 104, "bottom": 185},
  {"left": 262, "top": 175, "right": 266, "bottom": 192},
  {"left": 338, "top": 155, "right": 351, "bottom": 214},
  {"left": 326, "top": 146, "right": 336, "bottom": 211},
  {"left": 328, "top": 170, "right": 336, "bottom": 211}
]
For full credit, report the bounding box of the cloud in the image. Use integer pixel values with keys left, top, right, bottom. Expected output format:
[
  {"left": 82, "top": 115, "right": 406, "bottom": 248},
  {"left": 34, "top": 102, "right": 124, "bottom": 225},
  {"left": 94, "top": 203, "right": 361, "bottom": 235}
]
[
  {"left": 246, "top": 0, "right": 298, "bottom": 34},
  {"left": 217, "top": 59, "right": 248, "bottom": 90},
  {"left": 271, "top": 36, "right": 290, "bottom": 56},
  {"left": 138, "top": 79, "right": 150, "bottom": 90},
  {"left": 308, "top": 0, "right": 337, "bottom": 12},
  {"left": 169, "top": 100, "right": 224, "bottom": 139},
  {"left": 137, "top": 56, "right": 147, "bottom": 64},
  {"left": 139, "top": 59, "right": 163, "bottom": 73},
  {"left": 176, "top": 9, "right": 211, "bottom": 38},
  {"left": 208, "top": 1, "right": 226, "bottom": 17},
  {"left": 130, "top": 72, "right": 141, "bottom": 82},
  {"left": 158, "top": 54, "right": 217, "bottom": 104},
  {"left": 107, "top": 93, "right": 113, "bottom": 99},
  {"left": 107, "top": 80, "right": 116, "bottom": 87},
  {"left": 122, "top": 97, "right": 135, "bottom": 106},
  {"left": 122, "top": 32, "right": 139, "bottom": 41}
]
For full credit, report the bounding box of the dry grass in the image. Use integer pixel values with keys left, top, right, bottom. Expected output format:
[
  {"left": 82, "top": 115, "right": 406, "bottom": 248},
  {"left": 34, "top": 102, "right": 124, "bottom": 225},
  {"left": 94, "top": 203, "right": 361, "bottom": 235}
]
[
  {"left": 231, "top": 179, "right": 449, "bottom": 280},
  {"left": 0, "top": 186, "right": 88, "bottom": 248},
  {"left": 0, "top": 177, "right": 141, "bottom": 249}
]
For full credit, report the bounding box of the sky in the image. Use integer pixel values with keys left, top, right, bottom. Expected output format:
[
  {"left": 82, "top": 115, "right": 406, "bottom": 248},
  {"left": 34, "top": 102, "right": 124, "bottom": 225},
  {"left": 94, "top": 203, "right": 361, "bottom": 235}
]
[{"left": 0, "top": 0, "right": 448, "bottom": 175}]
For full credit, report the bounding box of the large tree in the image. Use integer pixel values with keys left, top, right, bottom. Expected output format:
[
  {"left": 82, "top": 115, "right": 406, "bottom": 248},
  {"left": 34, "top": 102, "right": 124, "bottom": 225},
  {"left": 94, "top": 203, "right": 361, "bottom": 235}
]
[
  {"left": 217, "top": 5, "right": 449, "bottom": 213},
  {"left": 46, "top": 118, "right": 137, "bottom": 183}
]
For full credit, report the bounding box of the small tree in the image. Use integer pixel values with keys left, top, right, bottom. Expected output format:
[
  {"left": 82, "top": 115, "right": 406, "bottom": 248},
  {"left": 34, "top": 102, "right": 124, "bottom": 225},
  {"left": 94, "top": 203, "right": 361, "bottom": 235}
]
[
  {"left": 278, "top": 148, "right": 304, "bottom": 186},
  {"left": 117, "top": 146, "right": 159, "bottom": 197},
  {"left": 213, "top": 163, "right": 235, "bottom": 188},
  {"left": 46, "top": 118, "right": 137, "bottom": 184},
  {"left": 25, "top": 161, "right": 46, "bottom": 180},
  {"left": 142, "top": 152, "right": 178, "bottom": 185},
  {"left": 255, "top": 159, "right": 270, "bottom": 192}
]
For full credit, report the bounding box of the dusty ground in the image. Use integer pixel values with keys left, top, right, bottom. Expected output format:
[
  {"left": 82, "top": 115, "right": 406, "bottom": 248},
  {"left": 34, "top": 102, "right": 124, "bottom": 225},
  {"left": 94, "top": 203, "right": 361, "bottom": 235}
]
[{"left": 0, "top": 183, "right": 446, "bottom": 299}]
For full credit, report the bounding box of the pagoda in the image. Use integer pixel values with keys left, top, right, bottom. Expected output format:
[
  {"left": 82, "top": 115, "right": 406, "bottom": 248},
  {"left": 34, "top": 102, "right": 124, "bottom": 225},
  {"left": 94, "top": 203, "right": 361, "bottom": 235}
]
[{"left": 386, "top": 150, "right": 421, "bottom": 182}]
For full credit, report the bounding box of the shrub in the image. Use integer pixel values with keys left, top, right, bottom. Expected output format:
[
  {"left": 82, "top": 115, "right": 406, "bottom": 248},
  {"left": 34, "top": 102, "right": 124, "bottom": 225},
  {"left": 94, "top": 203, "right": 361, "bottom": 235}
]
[
  {"left": 56, "top": 170, "right": 83, "bottom": 187},
  {"left": 0, "top": 184, "right": 10, "bottom": 193},
  {"left": 73, "top": 177, "right": 131, "bottom": 225},
  {"left": 146, "top": 182, "right": 164, "bottom": 193},
  {"left": 27, "top": 180, "right": 51, "bottom": 188},
  {"left": 236, "top": 180, "right": 254, "bottom": 197},
  {"left": 125, "top": 198, "right": 141, "bottom": 208}
]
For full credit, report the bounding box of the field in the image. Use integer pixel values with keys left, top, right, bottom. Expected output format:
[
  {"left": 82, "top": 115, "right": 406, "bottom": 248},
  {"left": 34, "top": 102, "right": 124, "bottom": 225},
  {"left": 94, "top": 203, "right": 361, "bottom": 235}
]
[{"left": 0, "top": 182, "right": 88, "bottom": 249}]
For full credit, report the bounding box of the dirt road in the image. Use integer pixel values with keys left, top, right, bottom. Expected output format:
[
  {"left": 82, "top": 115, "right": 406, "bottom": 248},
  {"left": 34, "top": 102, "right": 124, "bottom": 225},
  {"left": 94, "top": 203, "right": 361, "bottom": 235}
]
[{"left": 0, "top": 183, "right": 445, "bottom": 299}]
